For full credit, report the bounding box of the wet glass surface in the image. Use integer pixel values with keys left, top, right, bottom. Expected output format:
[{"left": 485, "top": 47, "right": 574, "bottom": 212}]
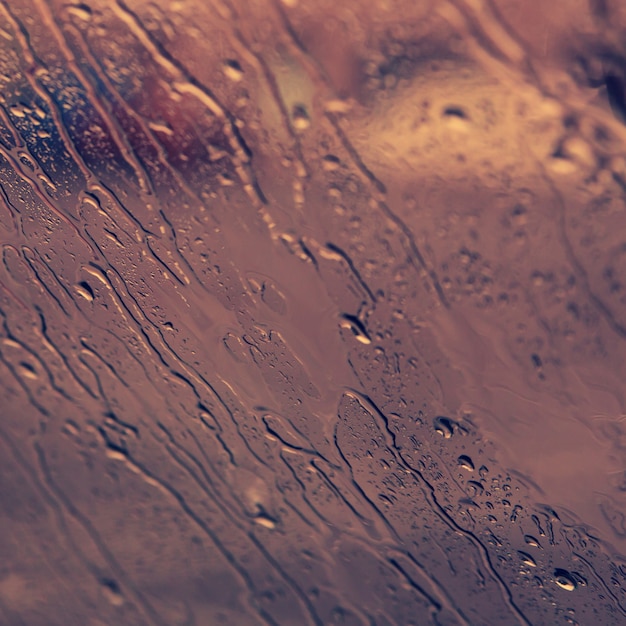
[{"left": 1, "top": 1, "right": 626, "bottom": 624}]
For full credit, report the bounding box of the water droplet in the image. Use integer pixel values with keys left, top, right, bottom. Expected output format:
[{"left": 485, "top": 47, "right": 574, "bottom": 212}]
[
  {"left": 554, "top": 569, "right": 577, "bottom": 591},
  {"left": 9, "top": 105, "right": 26, "bottom": 118},
  {"left": 75, "top": 281, "right": 94, "bottom": 301},
  {"left": 443, "top": 106, "right": 468, "bottom": 119},
  {"left": 442, "top": 106, "right": 470, "bottom": 132},
  {"left": 251, "top": 502, "right": 277, "bottom": 529},
  {"left": 458, "top": 454, "right": 474, "bottom": 471},
  {"left": 18, "top": 361, "right": 38, "bottom": 380},
  {"left": 101, "top": 578, "right": 124, "bottom": 606},
  {"left": 518, "top": 551, "right": 537, "bottom": 567},
  {"left": 510, "top": 504, "right": 523, "bottom": 522},
  {"left": 466, "top": 480, "right": 484, "bottom": 497},
  {"left": 339, "top": 314, "right": 371, "bottom": 345},
  {"left": 322, "top": 154, "right": 341, "bottom": 171},
  {"left": 67, "top": 4, "right": 93, "bottom": 21},
  {"left": 292, "top": 104, "right": 310, "bottom": 130},
  {"left": 223, "top": 59, "right": 244, "bottom": 82},
  {"left": 62, "top": 420, "right": 80, "bottom": 438},
  {"left": 105, "top": 447, "right": 127, "bottom": 462},
  {"left": 434, "top": 416, "right": 455, "bottom": 438}
]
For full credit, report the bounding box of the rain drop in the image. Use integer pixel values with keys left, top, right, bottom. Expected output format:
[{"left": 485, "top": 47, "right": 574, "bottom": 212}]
[
  {"left": 554, "top": 569, "right": 577, "bottom": 591},
  {"left": 67, "top": 4, "right": 93, "bottom": 22},
  {"left": 518, "top": 551, "right": 537, "bottom": 567},
  {"left": 75, "top": 281, "right": 95, "bottom": 302},
  {"left": 292, "top": 104, "right": 310, "bottom": 131},
  {"left": 466, "top": 480, "right": 484, "bottom": 497},
  {"left": 322, "top": 154, "right": 341, "bottom": 171},
  {"left": 18, "top": 361, "right": 38, "bottom": 380},
  {"left": 223, "top": 59, "right": 244, "bottom": 82},
  {"left": 101, "top": 578, "right": 124, "bottom": 606},
  {"left": 434, "top": 416, "right": 455, "bottom": 438},
  {"left": 457, "top": 454, "right": 475, "bottom": 471},
  {"left": 339, "top": 314, "right": 371, "bottom": 345}
]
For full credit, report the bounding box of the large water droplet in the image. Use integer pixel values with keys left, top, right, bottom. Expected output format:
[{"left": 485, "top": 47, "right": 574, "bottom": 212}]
[
  {"left": 554, "top": 569, "right": 577, "bottom": 591},
  {"left": 75, "top": 281, "right": 95, "bottom": 302},
  {"left": 466, "top": 480, "right": 484, "bottom": 496},
  {"left": 434, "top": 416, "right": 456, "bottom": 438},
  {"left": 458, "top": 454, "right": 474, "bottom": 471}
]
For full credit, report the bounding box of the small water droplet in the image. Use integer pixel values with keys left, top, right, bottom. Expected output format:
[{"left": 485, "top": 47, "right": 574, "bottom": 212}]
[
  {"left": 223, "top": 59, "right": 243, "bottom": 82},
  {"left": 254, "top": 513, "right": 276, "bottom": 529},
  {"left": 554, "top": 568, "right": 577, "bottom": 591},
  {"left": 62, "top": 420, "right": 80, "bottom": 438},
  {"left": 339, "top": 314, "right": 371, "bottom": 345},
  {"left": 443, "top": 106, "right": 467, "bottom": 119},
  {"left": 101, "top": 578, "right": 124, "bottom": 606},
  {"left": 18, "top": 361, "right": 38, "bottom": 380},
  {"left": 510, "top": 504, "right": 523, "bottom": 522},
  {"left": 466, "top": 480, "right": 484, "bottom": 496},
  {"left": 292, "top": 104, "right": 310, "bottom": 130},
  {"left": 518, "top": 551, "right": 537, "bottom": 567},
  {"left": 322, "top": 154, "right": 340, "bottom": 171},
  {"left": 458, "top": 454, "right": 474, "bottom": 471},
  {"left": 251, "top": 503, "right": 277, "bottom": 529}
]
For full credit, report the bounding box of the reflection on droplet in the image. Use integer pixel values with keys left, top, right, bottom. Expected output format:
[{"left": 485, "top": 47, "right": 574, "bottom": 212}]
[
  {"left": 458, "top": 454, "right": 474, "bottom": 471},
  {"left": 524, "top": 535, "right": 541, "bottom": 548},
  {"left": 554, "top": 569, "right": 577, "bottom": 591},
  {"left": 105, "top": 448, "right": 127, "bottom": 461},
  {"left": 254, "top": 512, "right": 277, "bottom": 529}
]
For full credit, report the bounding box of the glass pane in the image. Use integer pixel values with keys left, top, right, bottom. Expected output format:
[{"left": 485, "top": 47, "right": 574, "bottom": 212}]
[{"left": 1, "top": 1, "right": 626, "bottom": 624}]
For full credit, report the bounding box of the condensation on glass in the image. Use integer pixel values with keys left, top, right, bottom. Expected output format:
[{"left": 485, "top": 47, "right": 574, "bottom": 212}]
[{"left": 1, "top": 1, "right": 626, "bottom": 625}]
